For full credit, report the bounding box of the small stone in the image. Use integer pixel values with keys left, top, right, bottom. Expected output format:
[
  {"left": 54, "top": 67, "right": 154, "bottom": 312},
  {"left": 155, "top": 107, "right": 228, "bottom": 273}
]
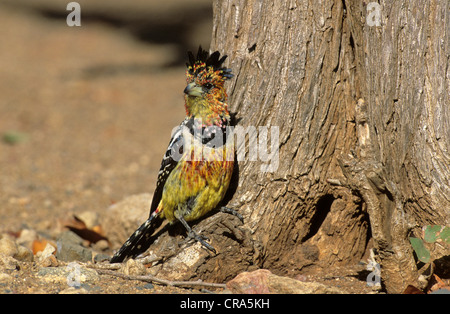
[
  {"left": 15, "top": 245, "right": 34, "bottom": 262},
  {"left": 56, "top": 231, "right": 92, "bottom": 262},
  {"left": 101, "top": 194, "right": 151, "bottom": 248},
  {"left": 226, "top": 269, "right": 346, "bottom": 294},
  {"left": 226, "top": 269, "right": 271, "bottom": 294},
  {"left": 76, "top": 211, "right": 99, "bottom": 229},
  {"left": 57, "top": 230, "right": 84, "bottom": 246},
  {"left": 56, "top": 241, "right": 92, "bottom": 263},
  {"left": 0, "top": 254, "right": 19, "bottom": 271},
  {"left": 137, "top": 283, "right": 154, "bottom": 290},
  {"left": 92, "top": 239, "right": 109, "bottom": 251},
  {"left": 0, "top": 235, "right": 34, "bottom": 262},
  {"left": 93, "top": 253, "right": 110, "bottom": 263},
  {"left": 36, "top": 243, "right": 58, "bottom": 267},
  {"left": 0, "top": 236, "right": 18, "bottom": 257},
  {"left": 17, "top": 229, "right": 38, "bottom": 247},
  {"left": 37, "top": 263, "right": 99, "bottom": 286},
  {"left": 39, "top": 254, "right": 59, "bottom": 267},
  {"left": 121, "top": 258, "right": 146, "bottom": 276},
  {"left": 41, "top": 242, "right": 56, "bottom": 257}
]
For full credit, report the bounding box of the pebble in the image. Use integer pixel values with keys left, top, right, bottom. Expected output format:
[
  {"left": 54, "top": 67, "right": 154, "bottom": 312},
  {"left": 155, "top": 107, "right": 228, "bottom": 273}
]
[
  {"left": 101, "top": 193, "right": 151, "bottom": 248},
  {"left": 0, "top": 254, "right": 19, "bottom": 271},
  {"left": 137, "top": 283, "right": 154, "bottom": 290},
  {"left": 15, "top": 245, "right": 33, "bottom": 262},
  {"left": 0, "top": 236, "right": 18, "bottom": 257},
  {"left": 92, "top": 239, "right": 109, "bottom": 251},
  {"left": 35, "top": 243, "right": 58, "bottom": 267},
  {"left": 76, "top": 211, "right": 100, "bottom": 229},
  {"left": 57, "top": 230, "right": 84, "bottom": 246},
  {"left": 0, "top": 234, "right": 33, "bottom": 262},
  {"left": 93, "top": 253, "right": 110, "bottom": 263},
  {"left": 56, "top": 231, "right": 92, "bottom": 263},
  {"left": 121, "top": 258, "right": 147, "bottom": 276},
  {"left": 226, "top": 269, "right": 346, "bottom": 294},
  {"left": 37, "top": 263, "right": 99, "bottom": 285},
  {"left": 16, "top": 229, "right": 38, "bottom": 247}
]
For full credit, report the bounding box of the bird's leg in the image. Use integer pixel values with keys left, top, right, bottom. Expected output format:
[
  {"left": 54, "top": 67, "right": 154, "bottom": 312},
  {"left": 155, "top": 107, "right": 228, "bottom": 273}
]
[
  {"left": 177, "top": 216, "right": 216, "bottom": 254},
  {"left": 220, "top": 206, "right": 244, "bottom": 223}
]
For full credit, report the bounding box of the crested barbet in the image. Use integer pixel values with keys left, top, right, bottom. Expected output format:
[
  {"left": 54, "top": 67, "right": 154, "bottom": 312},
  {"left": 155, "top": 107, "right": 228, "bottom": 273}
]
[{"left": 110, "top": 47, "right": 241, "bottom": 263}]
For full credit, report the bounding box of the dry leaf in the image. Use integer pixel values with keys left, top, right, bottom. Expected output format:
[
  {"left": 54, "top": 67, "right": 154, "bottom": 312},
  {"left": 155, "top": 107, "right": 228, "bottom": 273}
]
[
  {"left": 428, "top": 274, "right": 449, "bottom": 293},
  {"left": 402, "top": 285, "right": 424, "bottom": 294},
  {"left": 65, "top": 214, "right": 109, "bottom": 245}
]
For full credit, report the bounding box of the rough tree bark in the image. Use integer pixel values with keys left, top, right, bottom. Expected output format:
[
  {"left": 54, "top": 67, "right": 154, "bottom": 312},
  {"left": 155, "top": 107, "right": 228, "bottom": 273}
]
[{"left": 149, "top": 0, "right": 448, "bottom": 293}]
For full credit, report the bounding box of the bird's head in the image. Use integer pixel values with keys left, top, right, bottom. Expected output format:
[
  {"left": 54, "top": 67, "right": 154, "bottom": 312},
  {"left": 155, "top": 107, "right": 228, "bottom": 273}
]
[{"left": 184, "top": 46, "right": 233, "bottom": 125}]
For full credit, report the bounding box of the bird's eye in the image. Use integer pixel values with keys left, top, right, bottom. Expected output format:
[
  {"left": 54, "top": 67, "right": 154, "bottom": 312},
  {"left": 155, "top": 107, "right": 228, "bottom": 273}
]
[{"left": 203, "top": 83, "right": 214, "bottom": 90}]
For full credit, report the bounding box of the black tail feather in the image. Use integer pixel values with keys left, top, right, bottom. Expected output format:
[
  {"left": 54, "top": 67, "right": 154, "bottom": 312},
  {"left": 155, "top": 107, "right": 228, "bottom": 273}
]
[{"left": 110, "top": 215, "right": 163, "bottom": 263}]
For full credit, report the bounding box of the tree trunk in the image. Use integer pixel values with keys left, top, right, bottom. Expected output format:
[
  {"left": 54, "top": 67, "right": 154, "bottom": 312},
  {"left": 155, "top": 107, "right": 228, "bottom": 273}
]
[
  {"left": 151, "top": 0, "right": 448, "bottom": 293},
  {"left": 207, "top": 0, "right": 449, "bottom": 293}
]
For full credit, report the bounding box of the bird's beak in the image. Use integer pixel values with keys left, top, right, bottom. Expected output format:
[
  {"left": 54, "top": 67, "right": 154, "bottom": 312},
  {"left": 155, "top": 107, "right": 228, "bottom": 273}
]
[{"left": 184, "top": 82, "right": 203, "bottom": 97}]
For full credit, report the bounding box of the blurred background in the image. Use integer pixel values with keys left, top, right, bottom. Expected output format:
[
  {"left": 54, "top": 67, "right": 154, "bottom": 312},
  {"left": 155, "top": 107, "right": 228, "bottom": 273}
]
[{"left": 0, "top": 0, "right": 213, "bottom": 232}]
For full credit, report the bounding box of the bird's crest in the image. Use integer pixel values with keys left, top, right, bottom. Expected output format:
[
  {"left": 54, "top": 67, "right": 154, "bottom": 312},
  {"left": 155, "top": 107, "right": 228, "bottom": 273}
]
[{"left": 186, "top": 46, "right": 233, "bottom": 82}]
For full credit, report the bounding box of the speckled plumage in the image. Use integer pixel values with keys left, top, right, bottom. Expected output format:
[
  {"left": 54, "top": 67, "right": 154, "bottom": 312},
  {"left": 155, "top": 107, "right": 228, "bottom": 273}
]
[{"left": 110, "top": 47, "right": 235, "bottom": 263}]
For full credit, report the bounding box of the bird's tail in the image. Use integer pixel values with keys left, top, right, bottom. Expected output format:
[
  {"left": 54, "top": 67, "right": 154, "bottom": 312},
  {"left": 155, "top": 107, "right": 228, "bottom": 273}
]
[{"left": 110, "top": 211, "right": 162, "bottom": 263}]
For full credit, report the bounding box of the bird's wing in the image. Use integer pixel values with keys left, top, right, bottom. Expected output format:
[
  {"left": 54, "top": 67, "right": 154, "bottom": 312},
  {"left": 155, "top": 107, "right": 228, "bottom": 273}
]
[{"left": 148, "top": 118, "right": 193, "bottom": 215}]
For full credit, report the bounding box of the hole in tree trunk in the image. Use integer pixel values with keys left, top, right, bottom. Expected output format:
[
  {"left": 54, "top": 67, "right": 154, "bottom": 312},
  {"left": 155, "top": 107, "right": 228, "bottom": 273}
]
[{"left": 302, "top": 194, "right": 334, "bottom": 242}]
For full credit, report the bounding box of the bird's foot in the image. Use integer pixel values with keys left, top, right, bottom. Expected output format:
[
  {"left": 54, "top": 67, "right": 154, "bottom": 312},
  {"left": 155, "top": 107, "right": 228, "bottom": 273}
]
[
  {"left": 178, "top": 216, "right": 216, "bottom": 254},
  {"left": 187, "top": 230, "right": 216, "bottom": 254},
  {"left": 220, "top": 206, "right": 244, "bottom": 223}
]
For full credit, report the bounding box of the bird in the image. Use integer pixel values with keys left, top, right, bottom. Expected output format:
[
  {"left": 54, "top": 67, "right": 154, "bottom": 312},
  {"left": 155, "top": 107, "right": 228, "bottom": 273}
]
[{"left": 110, "top": 46, "right": 241, "bottom": 263}]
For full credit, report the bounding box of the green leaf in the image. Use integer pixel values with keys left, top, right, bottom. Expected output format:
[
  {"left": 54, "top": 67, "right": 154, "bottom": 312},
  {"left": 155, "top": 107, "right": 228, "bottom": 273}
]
[
  {"left": 2, "top": 131, "right": 28, "bottom": 145},
  {"left": 424, "top": 225, "right": 443, "bottom": 243},
  {"left": 409, "top": 237, "right": 430, "bottom": 263},
  {"left": 438, "top": 226, "right": 450, "bottom": 244}
]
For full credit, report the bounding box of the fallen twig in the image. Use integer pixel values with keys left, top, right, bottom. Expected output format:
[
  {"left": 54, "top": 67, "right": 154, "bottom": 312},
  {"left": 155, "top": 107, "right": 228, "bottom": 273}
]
[
  {"left": 96, "top": 269, "right": 227, "bottom": 289},
  {"left": 88, "top": 263, "right": 122, "bottom": 270}
]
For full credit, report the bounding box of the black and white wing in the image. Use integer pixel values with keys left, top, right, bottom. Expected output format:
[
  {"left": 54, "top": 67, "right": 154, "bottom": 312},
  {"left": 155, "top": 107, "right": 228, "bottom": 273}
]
[{"left": 148, "top": 119, "right": 189, "bottom": 215}]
